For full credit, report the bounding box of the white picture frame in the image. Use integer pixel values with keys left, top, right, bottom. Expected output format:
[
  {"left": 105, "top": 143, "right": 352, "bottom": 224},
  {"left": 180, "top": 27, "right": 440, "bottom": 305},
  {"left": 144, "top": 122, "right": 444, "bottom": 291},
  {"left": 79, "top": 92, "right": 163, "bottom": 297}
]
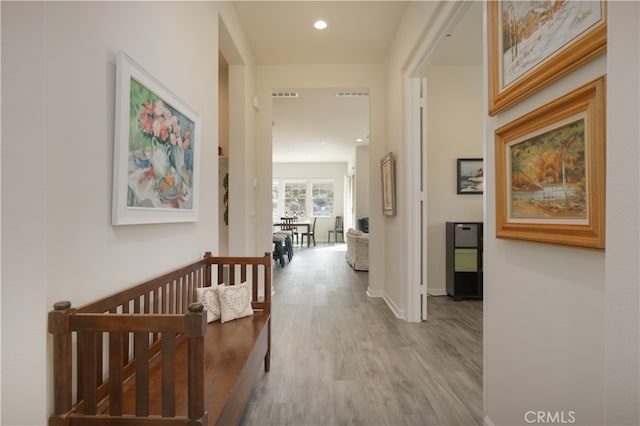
[{"left": 112, "top": 51, "right": 201, "bottom": 225}]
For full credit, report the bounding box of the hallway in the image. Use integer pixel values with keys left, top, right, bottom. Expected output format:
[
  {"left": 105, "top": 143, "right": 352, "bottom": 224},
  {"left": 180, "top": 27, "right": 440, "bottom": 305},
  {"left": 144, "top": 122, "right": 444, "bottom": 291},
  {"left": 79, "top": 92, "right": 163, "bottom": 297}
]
[{"left": 241, "top": 244, "right": 483, "bottom": 425}]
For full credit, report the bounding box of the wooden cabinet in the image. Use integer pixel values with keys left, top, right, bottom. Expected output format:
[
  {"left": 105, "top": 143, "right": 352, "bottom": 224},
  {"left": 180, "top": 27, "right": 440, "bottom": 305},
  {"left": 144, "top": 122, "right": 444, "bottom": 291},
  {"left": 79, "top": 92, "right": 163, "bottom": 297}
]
[{"left": 446, "top": 222, "right": 483, "bottom": 300}]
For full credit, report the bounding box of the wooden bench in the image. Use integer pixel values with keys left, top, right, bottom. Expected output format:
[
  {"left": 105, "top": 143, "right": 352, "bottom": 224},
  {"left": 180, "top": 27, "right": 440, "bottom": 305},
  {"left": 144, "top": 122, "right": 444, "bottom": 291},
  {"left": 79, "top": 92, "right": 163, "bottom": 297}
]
[{"left": 48, "top": 251, "right": 271, "bottom": 426}]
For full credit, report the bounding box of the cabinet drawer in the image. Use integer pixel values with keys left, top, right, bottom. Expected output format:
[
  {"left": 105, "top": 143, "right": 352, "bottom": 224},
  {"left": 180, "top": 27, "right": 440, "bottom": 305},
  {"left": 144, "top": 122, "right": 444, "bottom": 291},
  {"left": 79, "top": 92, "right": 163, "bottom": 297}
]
[
  {"left": 454, "top": 223, "right": 478, "bottom": 247},
  {"left": 454, "top": 248, "right": 478, "bottom": 272}
]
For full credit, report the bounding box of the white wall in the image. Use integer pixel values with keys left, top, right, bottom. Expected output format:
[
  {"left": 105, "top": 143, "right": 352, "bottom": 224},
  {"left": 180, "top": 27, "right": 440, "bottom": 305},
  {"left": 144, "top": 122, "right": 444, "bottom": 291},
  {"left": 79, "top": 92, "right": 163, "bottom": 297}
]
[
  {"left": 1, "top": 2, "right": 221, "bottom": 424},
  {"left": 425, "top": 65, "right": 483, "bottom": 295},
  {"left": 355, "top": 145, "right": 370, "bottom": 225},
  {"left": 381, "top": 1, "right": 441, "bottom": 314},
  {"left": 604, "top": 2, "right": 640, "bottom": 423},
  {"left": 219, "top": 4, "right": 259, "bottom": 257},
  {"left": 0, "top": 3, "right": 3, "bottom": 420},
  {"left": 273, "top": 162, "right": 347, "bottom": 243},
  {"left": 2, "top": 4, "right": 48, "bottom": 423},
  {"left": 481, "top": 3, "right": 640, "bottom": 424}
]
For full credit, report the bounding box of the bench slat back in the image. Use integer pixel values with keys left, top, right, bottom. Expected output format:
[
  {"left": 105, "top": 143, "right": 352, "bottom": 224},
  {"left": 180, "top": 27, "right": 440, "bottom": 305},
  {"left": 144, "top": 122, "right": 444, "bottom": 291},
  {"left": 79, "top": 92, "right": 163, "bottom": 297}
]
[
  {"left": 71, "top": 258, "right": 210, "bottom": 415},
  {"left": 208, "top": 254, "right": 272, "bottom": 313},
  {"left": 49, "top": 252, "right": 271, "bottom": 425}
]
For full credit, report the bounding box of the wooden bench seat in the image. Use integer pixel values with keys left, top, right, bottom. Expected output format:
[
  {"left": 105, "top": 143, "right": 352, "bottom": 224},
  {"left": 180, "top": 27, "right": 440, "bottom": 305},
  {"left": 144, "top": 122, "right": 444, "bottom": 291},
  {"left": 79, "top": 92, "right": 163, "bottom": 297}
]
[
  {"left": 120, "top": 314, "right": 270, "bottom": 423},
  {"left": 48, "top": 252, "right": 271, "bottom": 426}
]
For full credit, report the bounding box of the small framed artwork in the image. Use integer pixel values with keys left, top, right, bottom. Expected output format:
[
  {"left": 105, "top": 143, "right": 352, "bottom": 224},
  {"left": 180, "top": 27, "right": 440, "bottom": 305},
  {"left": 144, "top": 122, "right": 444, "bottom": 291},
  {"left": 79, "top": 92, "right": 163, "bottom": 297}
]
[
  {"left": 381, "top": 152, "right": 396, "bottom": 216},
  {"left": 488, "top": 1, "right": 606, "bottom": 115},
  {"left": 495, "top": 77, "right": 605, "bottom": 250},
  {"left": 457, "top": 158, "right": 484, "bottom": 194},
  {"left": 112, "top": 51, "right": 201, "bottom": 225}
]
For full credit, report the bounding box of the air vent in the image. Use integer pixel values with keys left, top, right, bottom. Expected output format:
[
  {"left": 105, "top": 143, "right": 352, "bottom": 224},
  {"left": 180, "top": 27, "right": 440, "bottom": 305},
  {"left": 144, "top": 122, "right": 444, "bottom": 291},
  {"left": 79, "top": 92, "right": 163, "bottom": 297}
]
[
  {"left": 272, "top": 91, "right": 299, "bottom": 98},
  {"left": 336, "top": 91, "right": 369, "bottom": 97}
]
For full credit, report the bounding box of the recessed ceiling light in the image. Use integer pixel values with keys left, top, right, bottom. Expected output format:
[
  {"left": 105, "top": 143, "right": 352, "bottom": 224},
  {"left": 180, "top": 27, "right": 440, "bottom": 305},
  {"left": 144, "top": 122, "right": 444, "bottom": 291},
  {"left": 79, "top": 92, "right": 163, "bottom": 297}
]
[
  {"left": 356, "top": 138, "right": 363, "bottom": 142},
  {"left": 314, "top": 20, "right": 327, "bottom": 30}
]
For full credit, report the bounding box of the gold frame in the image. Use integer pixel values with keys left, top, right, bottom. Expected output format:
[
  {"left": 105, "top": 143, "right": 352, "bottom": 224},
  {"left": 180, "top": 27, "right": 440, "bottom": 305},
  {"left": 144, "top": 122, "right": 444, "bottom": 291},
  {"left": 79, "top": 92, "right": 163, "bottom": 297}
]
[
  {"left": 495, "top": 77, "right": 605, "bottom": 250},
  {"left": 381, "top": 152, "right": 396, "bottom": 216},
  {"left": 488, "top": 1, "right": 607, "bottom": 116}
]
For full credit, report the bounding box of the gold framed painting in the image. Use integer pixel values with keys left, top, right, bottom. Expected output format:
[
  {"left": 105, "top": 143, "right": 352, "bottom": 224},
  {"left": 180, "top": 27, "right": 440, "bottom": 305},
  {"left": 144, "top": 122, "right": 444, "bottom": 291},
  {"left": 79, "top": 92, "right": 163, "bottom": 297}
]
[
  {"left": 488, "top": 1, "right": 607, "bottom": 116},
  {"left": 381, "top": 152, "right": 396, "bottom": 216},
  {"left": 495, "top": 77, "right": 605, "bottom": 250}
]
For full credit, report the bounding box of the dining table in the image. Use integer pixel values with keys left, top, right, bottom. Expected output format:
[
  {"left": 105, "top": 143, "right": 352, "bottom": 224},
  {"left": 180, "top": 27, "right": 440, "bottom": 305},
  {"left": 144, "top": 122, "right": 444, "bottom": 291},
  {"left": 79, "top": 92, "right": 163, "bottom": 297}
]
[{"left": 273, "top": 221, "right": 312, "bottom": 247}]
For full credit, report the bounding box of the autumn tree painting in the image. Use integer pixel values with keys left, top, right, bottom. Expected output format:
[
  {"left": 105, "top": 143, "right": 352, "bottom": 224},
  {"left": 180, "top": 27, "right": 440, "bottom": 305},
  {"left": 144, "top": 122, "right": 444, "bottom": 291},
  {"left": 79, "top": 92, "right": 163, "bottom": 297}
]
[
  {"left": 510, "top": 119, "right": 587, "bottom": 219},
  {"left": 495, "top": 77, "right": 604, "bottom": 249}
]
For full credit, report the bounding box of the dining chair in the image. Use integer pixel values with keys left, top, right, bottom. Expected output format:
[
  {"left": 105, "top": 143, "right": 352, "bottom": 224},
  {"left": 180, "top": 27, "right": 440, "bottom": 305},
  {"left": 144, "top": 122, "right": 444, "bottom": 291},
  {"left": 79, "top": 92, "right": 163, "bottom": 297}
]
[
  {"left": 328, "top": 216, "right": 344, "bottom": 243},
  {"left": 300, "top": 217, "right": 317, "bottom": 247},
  {"left": 280, "top": 216, "right": 299, "bottom": 246}
]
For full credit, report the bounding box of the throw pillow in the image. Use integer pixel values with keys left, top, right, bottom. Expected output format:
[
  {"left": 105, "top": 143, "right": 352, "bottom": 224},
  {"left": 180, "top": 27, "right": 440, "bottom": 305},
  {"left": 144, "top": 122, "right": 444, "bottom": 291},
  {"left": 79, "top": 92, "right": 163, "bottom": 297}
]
[
  {"left": 217, "top": 281, "right": 254, "bottom": 323},
  {"left": 196, "top": 285, "right": 222, "bottom": 323}
]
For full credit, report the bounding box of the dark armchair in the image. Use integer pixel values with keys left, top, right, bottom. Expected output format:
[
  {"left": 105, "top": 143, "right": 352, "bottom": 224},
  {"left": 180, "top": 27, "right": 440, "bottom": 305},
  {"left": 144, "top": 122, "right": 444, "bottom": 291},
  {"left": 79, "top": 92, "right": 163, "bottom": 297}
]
[{"left": 357, "top": 217, "right": 369, "bottom": 233}]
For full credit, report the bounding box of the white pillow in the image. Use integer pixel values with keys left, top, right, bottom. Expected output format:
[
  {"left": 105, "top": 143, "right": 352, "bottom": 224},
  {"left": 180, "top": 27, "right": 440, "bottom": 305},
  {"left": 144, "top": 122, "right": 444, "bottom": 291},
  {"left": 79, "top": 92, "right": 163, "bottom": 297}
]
[
  {"left": 196, "top": 285, "right": 222, "bottom": 323},
  {"left": 217, "top": 281, "right": 254, "bottom": 323}
]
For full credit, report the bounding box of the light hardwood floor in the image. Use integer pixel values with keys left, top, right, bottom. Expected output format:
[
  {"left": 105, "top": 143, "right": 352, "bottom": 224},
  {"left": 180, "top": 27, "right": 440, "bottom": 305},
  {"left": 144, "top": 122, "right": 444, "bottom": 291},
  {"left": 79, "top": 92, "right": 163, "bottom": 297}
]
[{"left": 241, "top": 243, "right": 482, "bottom": 426}]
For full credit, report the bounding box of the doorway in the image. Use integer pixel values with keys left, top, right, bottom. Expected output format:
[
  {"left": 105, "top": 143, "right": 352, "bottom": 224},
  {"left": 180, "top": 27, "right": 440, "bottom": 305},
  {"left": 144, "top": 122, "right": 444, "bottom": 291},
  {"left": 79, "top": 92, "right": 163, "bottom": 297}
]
[
  {"left": 271, "top": 88, "right": 370, "bottom": 243},
  {"left": 406, "top": 1, "right": 483, "bottom": 321}
]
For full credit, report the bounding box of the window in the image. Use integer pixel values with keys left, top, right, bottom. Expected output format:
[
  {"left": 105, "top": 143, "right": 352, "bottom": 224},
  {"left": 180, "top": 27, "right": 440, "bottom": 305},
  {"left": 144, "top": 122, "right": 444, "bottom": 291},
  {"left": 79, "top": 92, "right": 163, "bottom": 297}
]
[
  {"left": 273, "top": 179, "right": 335, "bottom": 218},
  {"left": 284, "top": 181, "right": 306, "bottom": 216},
  {"left": 311, "top": 181, "right": 334, "bottom": 217},
  {"left": 272, "top": 181, "right": 280, "bottom": 218}
]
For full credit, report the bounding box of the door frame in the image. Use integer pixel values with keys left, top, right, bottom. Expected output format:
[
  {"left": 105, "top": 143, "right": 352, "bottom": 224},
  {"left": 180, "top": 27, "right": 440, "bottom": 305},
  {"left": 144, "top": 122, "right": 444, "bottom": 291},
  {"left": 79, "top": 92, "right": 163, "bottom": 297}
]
[{"left": 404, "top": 1, "right": 471, "bottom": 322}]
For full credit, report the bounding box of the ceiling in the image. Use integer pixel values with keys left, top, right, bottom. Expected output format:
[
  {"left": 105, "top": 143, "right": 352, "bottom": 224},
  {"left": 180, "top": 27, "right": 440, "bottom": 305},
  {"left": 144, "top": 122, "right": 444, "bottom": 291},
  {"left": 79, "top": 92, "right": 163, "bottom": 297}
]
[
  {"left": 231, "top": 1, "right": 483, "bottom": 163},
  {"left": 232, "top": 1, "right": 410, "bottom": 65},
  {"left": 271, "top": 88, "right": 370, "bottom": 163}
]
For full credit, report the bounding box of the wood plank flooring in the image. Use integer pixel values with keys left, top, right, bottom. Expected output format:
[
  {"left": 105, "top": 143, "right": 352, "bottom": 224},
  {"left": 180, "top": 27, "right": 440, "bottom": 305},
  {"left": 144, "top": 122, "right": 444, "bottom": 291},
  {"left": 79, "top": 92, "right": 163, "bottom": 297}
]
[{"left": 241, "top": 243, "right": 482, "bottom": 426}]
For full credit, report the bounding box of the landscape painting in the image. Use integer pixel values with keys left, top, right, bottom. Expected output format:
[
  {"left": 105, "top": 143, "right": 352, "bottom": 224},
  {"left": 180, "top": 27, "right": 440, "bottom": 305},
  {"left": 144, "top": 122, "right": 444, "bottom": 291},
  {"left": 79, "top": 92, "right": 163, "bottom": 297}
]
[
  {"left": 508, "top": 119, "right": 587, "bottom": 222},
  {"left": 381, "top": 152, "right": 396, "bottom": 216},
  {"left": 457, "top": 158, "right": 484, "bottom": 194},
  {"left": 501, "top": 1, "right": 602, "bottom": 88},
  {"left": 494, "top": 77, "right": 605, "bottom": 249},
  {"left": 488, "top": 1, "right": 606, "bottom": 115}
]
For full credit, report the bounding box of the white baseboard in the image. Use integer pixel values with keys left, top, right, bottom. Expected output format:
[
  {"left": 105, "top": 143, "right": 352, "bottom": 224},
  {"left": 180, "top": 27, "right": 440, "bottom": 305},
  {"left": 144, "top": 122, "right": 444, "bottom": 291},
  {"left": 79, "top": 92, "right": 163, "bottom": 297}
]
[
  {"left": 366, "top": 287, "right": 406, "bottom": 319},
  {"left": 383, "top": 293, "right": 406, "bottom": 319},
  {"left": 484, "top": 415, "right": 496, "bottom": 426},
  {"left": 427, "top": 288, "right": 447, "bottom": 296},
  {"left": 366, "top": 287, "right": 383, "bottom": 298}
]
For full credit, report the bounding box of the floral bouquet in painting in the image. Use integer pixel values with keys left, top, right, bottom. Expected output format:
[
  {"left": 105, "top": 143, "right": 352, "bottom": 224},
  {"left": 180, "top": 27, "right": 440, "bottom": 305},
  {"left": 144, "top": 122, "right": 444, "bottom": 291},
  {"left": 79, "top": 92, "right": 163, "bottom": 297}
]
[{"left": 127, "top": 78, "right": 195, "bottom": 209}]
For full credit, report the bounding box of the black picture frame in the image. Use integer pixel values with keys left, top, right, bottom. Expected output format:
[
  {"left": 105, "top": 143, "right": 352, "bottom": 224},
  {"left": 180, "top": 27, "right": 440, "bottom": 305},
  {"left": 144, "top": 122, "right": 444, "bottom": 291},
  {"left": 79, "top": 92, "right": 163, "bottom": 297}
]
[{"left": 457, "top": 158, "right": 483, "bottom": 194}]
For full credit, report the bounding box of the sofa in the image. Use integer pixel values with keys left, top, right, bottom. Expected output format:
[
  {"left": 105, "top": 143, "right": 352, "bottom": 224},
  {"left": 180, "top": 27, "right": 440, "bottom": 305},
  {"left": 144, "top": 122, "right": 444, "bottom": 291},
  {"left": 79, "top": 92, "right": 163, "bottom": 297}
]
[{"left": 346, "top": 228, "right": 369, "bottom": 271}]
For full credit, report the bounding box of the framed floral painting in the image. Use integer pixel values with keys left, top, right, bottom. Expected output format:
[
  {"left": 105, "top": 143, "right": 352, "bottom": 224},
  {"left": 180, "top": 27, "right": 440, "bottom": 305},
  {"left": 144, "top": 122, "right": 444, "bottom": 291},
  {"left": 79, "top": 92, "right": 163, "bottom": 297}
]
[
  {"left": 495, "top": 77, "right": 605, "bottom": 250},
  {"left": 112, "top": 51, "right": 201, "bottom": 225},
  {"left": 488, "top": 1, "right": 606, "bottom": 115}
]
